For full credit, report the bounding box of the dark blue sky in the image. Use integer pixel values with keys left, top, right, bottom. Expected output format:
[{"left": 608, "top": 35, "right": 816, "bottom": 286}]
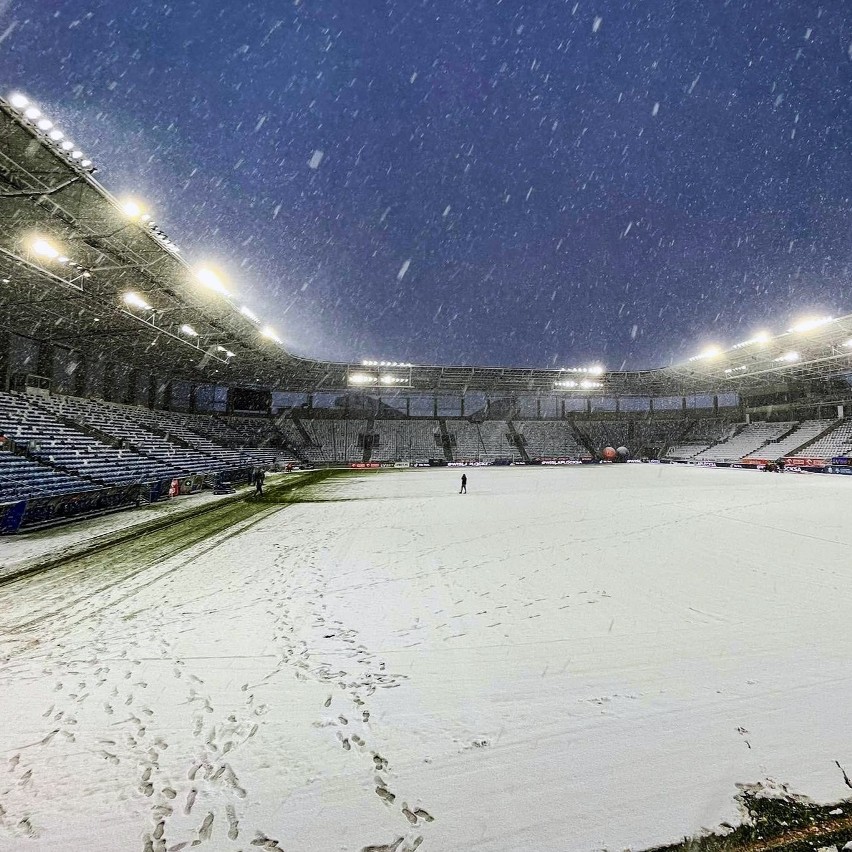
[{"left": 1, "top": 1, "right": 849, "bottom": 369}]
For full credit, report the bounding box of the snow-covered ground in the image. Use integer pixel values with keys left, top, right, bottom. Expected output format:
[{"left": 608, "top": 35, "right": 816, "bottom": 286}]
[{"left": 2, "top": 464, "right": 852, "bottom": 852}]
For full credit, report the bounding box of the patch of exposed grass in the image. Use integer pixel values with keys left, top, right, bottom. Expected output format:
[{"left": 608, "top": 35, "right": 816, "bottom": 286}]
[
  {"left": 1, "top": 469, "right": 357, "bottom": 587},
  {"left": 650, "top": 779, "right": 852, "bottom": 852}
]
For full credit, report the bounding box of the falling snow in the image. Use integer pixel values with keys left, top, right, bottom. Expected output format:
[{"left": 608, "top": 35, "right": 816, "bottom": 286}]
[{"left": 0, "top": 0, "right": 845, "bottom": 369}]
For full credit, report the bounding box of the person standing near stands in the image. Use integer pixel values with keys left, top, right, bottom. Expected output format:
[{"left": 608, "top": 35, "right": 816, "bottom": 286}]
[
  {"left": 460, "top": 473, "right": 467, "bottom": 494},
  {"left": 255, "top": 468, "right": 265, "bottom": 496}
]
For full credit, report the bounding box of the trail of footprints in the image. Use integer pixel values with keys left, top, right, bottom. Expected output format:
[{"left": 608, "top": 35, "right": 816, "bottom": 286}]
[
  {"left": 263, "top": 542, "right": 436, "bottom": 852},
  {"left": 1, "top": 537, "right": 435, "bottom": 850}
]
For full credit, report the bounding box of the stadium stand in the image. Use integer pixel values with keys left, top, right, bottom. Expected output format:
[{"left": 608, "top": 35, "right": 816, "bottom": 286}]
[
  {"left": 513, "top": 421, "right": 587, "bottom": 458},
  {"left": 371, "top": 421, "right": 414, "bottom": 462},
  {"left": 665, "top": 420, "right": 738, "bottom": 459},
  {"left": 797, "top": 419, "right": 852, "bottom": 460},
  {"left": 409, "top": 421, "right": 441, "bottom": 461},
  {"left": 742, "top": 420, "right": 833, "bottom": 460},
  {"left": 0, "top": 450, "right": 98, "bottom": 502},
  {"left": 692, "top": 422, "right": 796, "bottom": 462},
  {"left": 37, "top": 395, "right": 232, "bottom": 474},
  {"left": 478, "top": 421, "right": 513, "bottom": 459},
  {"left": 0, "top": 391, "right": 181, "bottom": 485},
  {"left": 451, "top": 421, "right": 486, "bottom": 460}
]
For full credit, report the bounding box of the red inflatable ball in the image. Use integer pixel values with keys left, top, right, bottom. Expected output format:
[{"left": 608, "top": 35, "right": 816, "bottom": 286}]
[{"left": 602, "top": 446, "right": 617, "bottom": 461}]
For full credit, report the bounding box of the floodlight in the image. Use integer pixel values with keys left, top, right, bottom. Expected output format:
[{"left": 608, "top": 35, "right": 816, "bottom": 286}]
[
  {"left": 23, "top": 106, "right": 41, "bottom": 120},
  {"left": 120, "top": 199, "right": 145, "bottom": 219},
  {"left": 732, "top": 331, "right": 772, "bottom": 348},
  {"left": 48, "top": 129, "right": 63, "bottom": 141},
  {"left": 261, "top": 326, "right": 282, "bottom": 344},
  {"left": 30, "top": 236, "right": 60, "bottom": 259},
  {"left": 9, "top": 93, "right": 28, "bottom": 109},
  {"left": 36, "top": 118, "right": 52, "bottom": 131},
  {"left": 774, "top": 351, "right": 799, "bottom": 363},
  {"left": 240, "top": 305, "right": 259, "bottom": 323},
  {"left": 688, "top": 345, "right": 722, "bottom": 362},
  {"left": 70, "top": 150, "right": 83, "bottom": 159},
  {"left": 123, "top": 292, "right": 152, "bottom": 311},
  {"left": 196, "top": 267, "right": 230, "bottom": 297},
  {"left": 349, "top": 373, "right": 376, "bottom": 385},
  {"left": 60, "top": 140, "right": 73, "bottom": 151},
  {"left": 80, "top": 160, "right": 92, "bottom": 168},
  {"left": 789, "top": 316, "right": 832, "bottom": 333},
  {"left": 587, "top": 365, "right": 605, "bottom": 376},
  {"left": 180, "top": 324, "right": 198, "bottom": 337}
]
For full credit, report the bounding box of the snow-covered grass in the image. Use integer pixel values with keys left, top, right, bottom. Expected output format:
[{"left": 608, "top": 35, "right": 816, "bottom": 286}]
[{"left": 1, "top": 464, "right": 852, "bottom": 851}]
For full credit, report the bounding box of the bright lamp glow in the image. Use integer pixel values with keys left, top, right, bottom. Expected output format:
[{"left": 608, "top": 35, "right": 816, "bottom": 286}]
[
  {"left": 689, "top": 345, "right": 722, "bottom": 362},
  {"left": 774, "top": 351, "right": 800, "bottom": 363},
  {"left": 349, "top": 372, "right": 376, "bottom": 385},
  {"left": 217, "top": 345, "right": 236, "bottom": 358},
  {"left": 30, "top": 236, "right": 60, "bottom": 260},
  {"left": 48, "top": 129, "right": 63, "bottom": 141},
  {"left": 36, "top": 118, "right": 52, "bottom": 131},
  {"left": 260, "top": 326, "right": 281, "bottom": 344},
  {"left": 123, "top": 292, "right": 152, "bottom": 311},
  {"left": 70, "top": 150, "right": 83, "bottom": 160},
  {"left": 587, "top": 365, "right": 605, "bottom": 376},
  {"left": 80, "top": 160, "right": 92, "bottom": 168},
  {"left": 732, "top": 331, "right": 771, "bottom": 349},
  {"left": 23, "top": 106, "right": 41, "bottom": 120},
  {"left": 196, "top": 267, "right": 230, "bottom": 297},
  {"left": 60, "top": 140, "right": 73, "bottom": 151},
  {"left": 9, "top": 93, "right": 28, "bottom": 109},
  {"left": 180, "top": 324, "right": 198, "bottom": 337},
  {"left": 789, "top": 316, "right": 833, "bottom": 333},
  {"left": 121, "top": 199, "right": 145, "bottom": 219}
]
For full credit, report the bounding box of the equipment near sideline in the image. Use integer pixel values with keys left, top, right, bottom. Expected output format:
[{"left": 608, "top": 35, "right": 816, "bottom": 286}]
[
  {"left": 602, "top": 446, "right": 617, "bottom": 461},
  {"left": 213, "top": 477, "right": 236, "bottom": 494}
]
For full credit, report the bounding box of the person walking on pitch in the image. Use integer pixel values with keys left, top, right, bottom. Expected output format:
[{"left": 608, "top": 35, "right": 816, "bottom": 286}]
[{"left": 460, "top": 473, "right": 467, "bottom": 494}]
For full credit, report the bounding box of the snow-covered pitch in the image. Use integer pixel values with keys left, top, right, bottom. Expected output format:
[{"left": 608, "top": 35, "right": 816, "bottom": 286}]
[{"left": 2, "top": 464, "right": 852, "bottom": 851}]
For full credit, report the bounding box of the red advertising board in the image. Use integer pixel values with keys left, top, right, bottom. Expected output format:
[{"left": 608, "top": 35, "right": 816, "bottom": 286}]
[{"left": 785, "top": 456, "right": 826, "bottom": 468}]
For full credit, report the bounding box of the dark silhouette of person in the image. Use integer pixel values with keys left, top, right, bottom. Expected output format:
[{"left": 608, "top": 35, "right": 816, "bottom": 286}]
[
  {"left": 255, "top": 468, "right": 265, "bottom": 496},
  {"left": 460, "top": 473, "right": 467, "bottom": 494}
]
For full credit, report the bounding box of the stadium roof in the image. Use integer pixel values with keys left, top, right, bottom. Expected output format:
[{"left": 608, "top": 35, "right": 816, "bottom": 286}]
[{"left": 2, "top": 93, "right": 852, "bottom": 399}]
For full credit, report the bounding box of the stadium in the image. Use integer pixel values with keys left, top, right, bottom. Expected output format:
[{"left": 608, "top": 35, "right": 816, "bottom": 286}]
[{"left": 2, "top": 84, "right": 852, "bottom": 852}]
